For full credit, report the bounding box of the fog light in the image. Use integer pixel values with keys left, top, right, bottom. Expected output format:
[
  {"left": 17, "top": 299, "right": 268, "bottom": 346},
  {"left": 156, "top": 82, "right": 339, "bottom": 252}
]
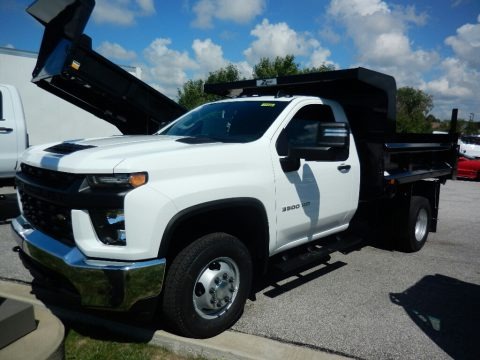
[{"left": 90, "top": 209, "right": 126, "bottom": 246}]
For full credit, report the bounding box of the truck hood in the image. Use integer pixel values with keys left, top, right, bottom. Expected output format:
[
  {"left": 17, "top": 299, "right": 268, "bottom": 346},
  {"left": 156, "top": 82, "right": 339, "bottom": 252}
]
[{"left": 20, "top": 135, "right": 242, "bottom": 174}]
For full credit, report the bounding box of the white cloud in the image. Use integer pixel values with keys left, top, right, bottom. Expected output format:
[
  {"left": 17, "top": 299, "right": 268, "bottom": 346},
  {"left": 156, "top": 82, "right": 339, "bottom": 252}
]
[
  {"left": 141, "top": 38, "right": 198, "bottom": 97},
  {"left": 325, "top": 0, "right": 480, "bottom": 119},
  {"left": 3, "top": 44, "right": 14, "bottom": 49},
  {"left": 422, "top": 57, "right": 480, "bottom": 119},
  {"left": 192, "top": 39, "right": 228, "bottom": 74},
  {"left": 191, "top": 39, "right": 253, "bottom": 80},
  {"left": 192, "top": 0, "right": 265, "bottom": 28},
  {"left": 235, "top": 61, "right": 254, "bottom": 79},
  {"left": 136, "top": 0, "right": 155, "bottom": 15},
  {"left": 445, "top": 15, "right": 480, "bottom": 69},
  {"left": 392, "top": 4, "right": 428, "bottom": 26},
  {"left": 420, "top": 17, "right": 480, "bottom": 119},
  {"left": 244, "top": 19, "right": 335, "bottom": 68},
  {"left": 96, "top": 41, "right": 137, "bottom": 61},
  {"left": 327, "top": 0, "right": 438, "bottom": 85},
  {"left": 139, "top": 37, "right": 253, "bottom": 99},
  {"left": 319, "top": 27, "right": 341, "bottom": 44},
  {"left": 451, "top": 0, "right": 464, "bottom": 8},
  {"left": 309, "top": 48, "right": 335, "bottom": 68},
  {"left": 329, "top": 0, "right": 389, "bottom": 17},
  {"left": 93, "top": 0, "right": 155, "bottom": 26}
]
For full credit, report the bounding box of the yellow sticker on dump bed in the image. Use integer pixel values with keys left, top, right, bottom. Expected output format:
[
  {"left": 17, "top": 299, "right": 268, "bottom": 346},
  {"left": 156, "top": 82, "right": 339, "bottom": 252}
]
[{"left": 261, "top": 103, "right": 275, "bottom": 107}]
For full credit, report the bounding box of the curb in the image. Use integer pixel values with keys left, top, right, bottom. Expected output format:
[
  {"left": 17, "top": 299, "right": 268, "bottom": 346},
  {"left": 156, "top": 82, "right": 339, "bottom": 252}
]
[
  {"left": 0, "top": 280, "right": 350, "bottom": 360},
  {"left": 0, "top": 299, "right": 64, "bottom": 360},
  {"left": 149, "top": 329, "right": 349, "bottom": 360}
]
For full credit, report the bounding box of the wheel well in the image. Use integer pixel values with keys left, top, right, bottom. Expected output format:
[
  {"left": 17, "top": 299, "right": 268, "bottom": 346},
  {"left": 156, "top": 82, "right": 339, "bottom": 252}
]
[
  {"left": 393, "top": 180, "right": 441, "bottom": 232},
  {"left": 159, "top": 199, "right": 269, "bottom": 275}
]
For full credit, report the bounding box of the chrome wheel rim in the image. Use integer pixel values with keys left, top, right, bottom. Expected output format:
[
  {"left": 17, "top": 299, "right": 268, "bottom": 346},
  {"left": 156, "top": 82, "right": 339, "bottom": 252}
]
[
  {"left": 415, "top": 208, "right": 428, "bottom": 242},
  {"left": 193, "top": 257, "right": 240, "bottom": 319}
]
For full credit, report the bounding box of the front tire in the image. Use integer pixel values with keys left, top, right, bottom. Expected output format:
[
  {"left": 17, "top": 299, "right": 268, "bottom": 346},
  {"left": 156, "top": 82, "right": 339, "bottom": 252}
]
[
  {"left": 398, "top": 196, "right": 431, "bottom": 252},
  {"left": 162, "top": 233, "right": 252, "bottom": 338}
]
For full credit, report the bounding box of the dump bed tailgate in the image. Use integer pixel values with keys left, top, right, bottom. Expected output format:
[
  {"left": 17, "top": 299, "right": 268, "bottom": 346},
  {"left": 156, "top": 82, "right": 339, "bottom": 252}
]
[{"left": 27, "top": 0, "right": 186, "bottom": 135}]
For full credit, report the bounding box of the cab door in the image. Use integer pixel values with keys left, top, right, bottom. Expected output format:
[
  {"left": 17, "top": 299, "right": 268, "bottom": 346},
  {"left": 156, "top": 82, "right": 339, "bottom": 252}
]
[{"left": 272, "top": 102, "right": 359, "bottom": 253}]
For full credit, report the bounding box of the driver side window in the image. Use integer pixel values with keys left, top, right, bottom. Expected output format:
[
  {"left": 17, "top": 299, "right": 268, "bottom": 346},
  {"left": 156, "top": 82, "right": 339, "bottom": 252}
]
[{"left": 276, "top": 104, "right": 335, "bottom": 156}]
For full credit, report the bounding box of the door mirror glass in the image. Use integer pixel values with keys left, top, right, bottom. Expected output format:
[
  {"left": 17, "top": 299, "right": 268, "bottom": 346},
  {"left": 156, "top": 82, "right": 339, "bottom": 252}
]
[
  {"left": 317, "top": 122, "right": 349, "bottom": 149},
  {"left": 288, "top": 122, "right": 350, "bottom": 162}
]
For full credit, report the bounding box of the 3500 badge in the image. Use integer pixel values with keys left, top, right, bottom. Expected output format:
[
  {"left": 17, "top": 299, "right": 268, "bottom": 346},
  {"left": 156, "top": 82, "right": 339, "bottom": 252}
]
[{"left": 282, "top": 202, "right": 311, "bottom": 212}]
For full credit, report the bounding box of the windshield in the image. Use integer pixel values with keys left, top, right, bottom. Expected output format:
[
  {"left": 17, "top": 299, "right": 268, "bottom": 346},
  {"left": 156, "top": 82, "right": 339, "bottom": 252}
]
[{"left": 160, "top": 100, "right": 289, "bottom": 143}]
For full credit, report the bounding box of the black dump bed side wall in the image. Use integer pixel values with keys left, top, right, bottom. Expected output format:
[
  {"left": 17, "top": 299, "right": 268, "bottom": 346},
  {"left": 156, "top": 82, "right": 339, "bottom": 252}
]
[{"left": 27, "top": 0, "right": 187, "bottom": 135}]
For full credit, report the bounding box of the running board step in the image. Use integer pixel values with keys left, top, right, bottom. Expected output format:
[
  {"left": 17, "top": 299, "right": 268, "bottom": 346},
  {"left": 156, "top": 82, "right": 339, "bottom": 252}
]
[{"left": 274, "top": 235, "right": 364, "bottom": 274}]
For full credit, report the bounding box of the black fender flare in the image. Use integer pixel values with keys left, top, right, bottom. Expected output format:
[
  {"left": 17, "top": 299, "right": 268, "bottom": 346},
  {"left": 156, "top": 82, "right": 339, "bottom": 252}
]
[{"left": 158, "top": 198, "right": 270, "bottom": 269}]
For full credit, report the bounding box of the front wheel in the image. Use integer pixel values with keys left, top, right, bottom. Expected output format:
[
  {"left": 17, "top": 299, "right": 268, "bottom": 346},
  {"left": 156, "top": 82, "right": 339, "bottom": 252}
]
[
  {"left": 398, "top": 196, "right": 431, "bottom": 252},
  {"left": 162, "top": 233, "right": 252, "bottom": 338}
]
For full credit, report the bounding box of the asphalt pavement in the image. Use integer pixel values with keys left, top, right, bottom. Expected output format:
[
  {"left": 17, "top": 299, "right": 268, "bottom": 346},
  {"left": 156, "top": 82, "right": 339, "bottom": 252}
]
[{"left": 1, "top": 181, "right": 479, "bottom": 359}]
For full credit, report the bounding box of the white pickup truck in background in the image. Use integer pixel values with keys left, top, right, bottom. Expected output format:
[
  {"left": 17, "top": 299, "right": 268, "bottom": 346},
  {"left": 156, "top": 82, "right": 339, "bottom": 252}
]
[
  {"left": 458, "top": 134, "right": 480, "bottom": 158},
  {"left": 0, "top": 84, "right": 28, "bottom": 187}
]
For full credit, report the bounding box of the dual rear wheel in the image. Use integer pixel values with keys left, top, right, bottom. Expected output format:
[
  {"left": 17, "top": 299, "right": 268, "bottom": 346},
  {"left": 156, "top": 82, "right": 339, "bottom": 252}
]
[{"left": 397, "top": 196, "right": 432, "bottom": 252}]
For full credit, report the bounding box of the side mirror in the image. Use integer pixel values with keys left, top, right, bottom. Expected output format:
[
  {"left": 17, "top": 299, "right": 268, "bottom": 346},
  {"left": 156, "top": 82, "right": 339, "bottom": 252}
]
[{"left": 288, "top": 122, "right": 350, "bottom": 161}]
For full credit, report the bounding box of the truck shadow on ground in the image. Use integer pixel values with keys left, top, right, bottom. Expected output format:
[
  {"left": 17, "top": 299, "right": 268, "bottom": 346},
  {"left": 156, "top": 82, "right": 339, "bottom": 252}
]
[
  {"left": 253, "top": 235, "right": 366, "bottom": 299},
  {"left": 258, "top": 259, "right": 347, "bottom": 299},
  {"left": 390, "top": 274, "right": 480, "bottom": 360}
]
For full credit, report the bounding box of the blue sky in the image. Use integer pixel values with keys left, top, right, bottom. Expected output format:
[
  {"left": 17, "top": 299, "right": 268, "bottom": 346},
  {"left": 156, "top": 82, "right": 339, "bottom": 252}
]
[{"left": 1, "top": 0, "right": 479, "bottom": 120}]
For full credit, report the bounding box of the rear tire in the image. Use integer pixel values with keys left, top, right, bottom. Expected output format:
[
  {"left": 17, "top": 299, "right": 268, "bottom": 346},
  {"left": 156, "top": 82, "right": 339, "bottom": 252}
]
[
  {"left": 162, "top": 232, "right": 252, "bottom": 338},
  {"left": 398, "top": 196, "right": 431, "bottom": 252}
]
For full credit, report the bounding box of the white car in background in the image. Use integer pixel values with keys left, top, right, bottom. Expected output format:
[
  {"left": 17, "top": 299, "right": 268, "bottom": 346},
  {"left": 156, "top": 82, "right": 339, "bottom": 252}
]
[{"left": 459, "top": 135, "right": 480, "bottom": 158}]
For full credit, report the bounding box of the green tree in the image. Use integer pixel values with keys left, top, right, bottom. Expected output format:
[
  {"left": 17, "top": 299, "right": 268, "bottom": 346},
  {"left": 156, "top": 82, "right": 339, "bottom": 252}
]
[
  {"left": 177, "top": 79, "right": 208, "bottom": 110},
  {"left": 396, "top": 87, "right": 434, "bottom": 133},
  {"left": 207, "top": 63, "right": 242, "bottom": 83},
  {"left": 253, "top": 55, "right": 335, "bottom": 78},
  {"left": 178, "top": 64, "right": 242, "bottom": 110},
  {"left": 178, "top": 55, "right": 335, "bottom": 110},
  {"left": 253, "top": 55, "right": 299, "bottom": 78},
  {"left": 300, "top": 64, "right": 335, "bottom": 74},
  {"left": 460, "top": 119, "right": 480, "bottom": 135}
]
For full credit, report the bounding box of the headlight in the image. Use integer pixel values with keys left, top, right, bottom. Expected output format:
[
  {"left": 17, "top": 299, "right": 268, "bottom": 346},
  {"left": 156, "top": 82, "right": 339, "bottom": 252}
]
[
  {"left": 90, "top": 209, "right": 126, "bottom": 246},
  {"left": 87, "top": 172, "right": 148, "bottom": 188}
]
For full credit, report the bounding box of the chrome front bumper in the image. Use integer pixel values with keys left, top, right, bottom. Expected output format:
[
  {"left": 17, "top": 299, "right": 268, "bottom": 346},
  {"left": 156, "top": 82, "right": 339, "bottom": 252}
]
[{"left": 11, "top": 215, "right": 166, "bottom": 310}]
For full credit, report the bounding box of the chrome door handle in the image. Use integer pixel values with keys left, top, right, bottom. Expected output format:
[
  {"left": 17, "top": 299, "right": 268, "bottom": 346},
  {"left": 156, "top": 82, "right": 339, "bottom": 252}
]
[
  {"left": 337, "top": 164, "right": 351, "bottom": 173},
  {"left": 0, "top": 127, "right": 13, "bottom": 133}
]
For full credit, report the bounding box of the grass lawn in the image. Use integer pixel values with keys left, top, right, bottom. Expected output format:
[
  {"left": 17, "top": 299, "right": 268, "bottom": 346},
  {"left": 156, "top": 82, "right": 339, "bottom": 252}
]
[{"left": 65, "top": 328, "right": 206, "bottom": 360}]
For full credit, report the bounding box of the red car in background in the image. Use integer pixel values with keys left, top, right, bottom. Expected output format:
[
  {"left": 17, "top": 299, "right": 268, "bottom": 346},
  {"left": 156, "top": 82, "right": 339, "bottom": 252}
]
[{"left": 457, "top": 155, "right": 480, "bottom": 180}]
